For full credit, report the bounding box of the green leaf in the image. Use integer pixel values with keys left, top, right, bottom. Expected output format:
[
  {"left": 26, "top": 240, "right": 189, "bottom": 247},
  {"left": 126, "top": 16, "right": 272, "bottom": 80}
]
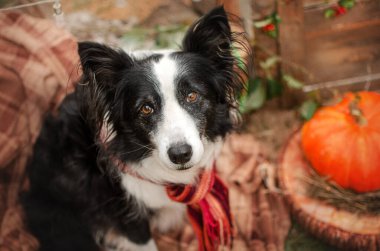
[
  {"left": 282, "top": 74, "right": 304, "bottom": 89},
  {"left": 247, "top": 77, "right": 261, "bottom": 95},
  {"left": 247, "top": 80, "right": 266, "bottom": 110},
  {"left": 232, "top": 46, "right": 246, "bottom": 71},
  {"left": 254, "top": 18, "right": 272, "bottom": 28},
  {"left": 300, "top": 100, "right": 318, "bottom": 120},
  {"left": 267, "top": 30, "right": 278, "bottom": 38},
  {"left": 324, "top": 9, "right": 335, "bottom": 19},
  {"left": 339, "top": 0, "right": 355, "bottom": 9},
  {"left": 272, "top": 13, "right": 281, "bottom": 23},
  {"left": 267, "top": 78, "right": 283, "bottom": 99},
  {"left": 259, "top": 56, "right": 280, "bottom": 70},
  {"left": 239, "top": 94, "right": 248, "bottom": 113},
  {"left": 240, "top": 78, "right": 266, "bottom": 112}
]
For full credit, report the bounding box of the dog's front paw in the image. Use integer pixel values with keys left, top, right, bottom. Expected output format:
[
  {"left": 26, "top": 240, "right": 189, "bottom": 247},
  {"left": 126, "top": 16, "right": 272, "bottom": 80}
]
[{"left": 98, "top": 229, "right": 158, "bottom": 251}]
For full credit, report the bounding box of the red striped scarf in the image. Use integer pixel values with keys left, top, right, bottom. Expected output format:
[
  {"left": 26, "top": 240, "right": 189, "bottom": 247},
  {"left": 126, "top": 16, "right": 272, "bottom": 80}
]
[{"left": 166, "top": 166, "right": 233, "bottom": 251}]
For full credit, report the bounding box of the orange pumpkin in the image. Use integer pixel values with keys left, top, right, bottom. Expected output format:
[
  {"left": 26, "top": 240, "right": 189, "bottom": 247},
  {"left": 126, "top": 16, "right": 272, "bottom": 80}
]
[{"left": 301, "top": 91, "right": 380, "bottom": 193}]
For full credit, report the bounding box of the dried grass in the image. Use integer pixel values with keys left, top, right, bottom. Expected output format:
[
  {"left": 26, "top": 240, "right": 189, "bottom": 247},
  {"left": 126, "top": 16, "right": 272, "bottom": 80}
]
[{"left": 303, "top": 168, "right": 380, "bottom": 215}]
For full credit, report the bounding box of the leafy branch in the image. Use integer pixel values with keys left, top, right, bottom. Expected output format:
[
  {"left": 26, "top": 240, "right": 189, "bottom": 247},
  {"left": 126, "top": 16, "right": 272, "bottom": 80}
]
[{"left": 239, "top": 55, "right": 306, "bottom": 113}]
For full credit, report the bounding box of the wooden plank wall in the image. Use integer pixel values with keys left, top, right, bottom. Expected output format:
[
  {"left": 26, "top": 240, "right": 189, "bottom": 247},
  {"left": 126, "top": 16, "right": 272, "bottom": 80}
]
[
  {"left": 282, "top": 0, "right": 380, "bottom": 93},
  {"left": 303, "top": 0, "right": 380, "bottom": 92},
  {"left": 247, "top": 0, "right": 380, "bottom": 96},
  {"left": 278, "top": 0, "right": 306, "bottom": 105}
]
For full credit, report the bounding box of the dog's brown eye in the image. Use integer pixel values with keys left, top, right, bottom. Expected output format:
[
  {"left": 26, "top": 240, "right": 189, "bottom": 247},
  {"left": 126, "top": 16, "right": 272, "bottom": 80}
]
[
  {"left": 140, "top": 105, "right": 154, "bottom": 115},
  {"left": 186, "top": 92, "right": 198, "bottom": 103}
]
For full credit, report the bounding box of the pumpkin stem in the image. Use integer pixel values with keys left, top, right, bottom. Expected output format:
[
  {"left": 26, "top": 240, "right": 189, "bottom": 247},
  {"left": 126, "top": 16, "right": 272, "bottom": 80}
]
[{"left": 349, "top": 94, "right": 367, "bottom": 126}]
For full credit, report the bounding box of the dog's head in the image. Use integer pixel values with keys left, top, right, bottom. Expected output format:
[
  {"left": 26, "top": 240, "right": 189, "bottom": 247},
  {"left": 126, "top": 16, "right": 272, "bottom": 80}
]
[{"left": 78, "top": 7, "right": 247, "bottom": 184}]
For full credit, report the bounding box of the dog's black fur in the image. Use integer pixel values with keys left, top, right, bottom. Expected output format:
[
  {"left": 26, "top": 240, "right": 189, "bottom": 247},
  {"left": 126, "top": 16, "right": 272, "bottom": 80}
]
[{"left": 21, "top": 6, "right": 246, "bottom": 251}]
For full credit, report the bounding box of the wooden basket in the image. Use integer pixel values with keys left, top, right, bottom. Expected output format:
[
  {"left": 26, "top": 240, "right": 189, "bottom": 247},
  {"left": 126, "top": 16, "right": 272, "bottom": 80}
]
[{"left": 278, "top": 131, "right": 380, "bottom": 251}]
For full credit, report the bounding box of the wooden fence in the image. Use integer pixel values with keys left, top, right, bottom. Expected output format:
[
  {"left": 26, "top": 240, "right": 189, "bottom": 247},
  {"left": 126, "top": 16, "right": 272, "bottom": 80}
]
[{"left": 229, "top": 0, "right": 380, "bottom": 96}]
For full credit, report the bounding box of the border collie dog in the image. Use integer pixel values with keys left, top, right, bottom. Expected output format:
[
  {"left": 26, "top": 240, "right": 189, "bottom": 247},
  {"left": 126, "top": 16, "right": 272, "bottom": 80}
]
[{"left": 22, "top": 6, "right": 246, "bottom": 251}]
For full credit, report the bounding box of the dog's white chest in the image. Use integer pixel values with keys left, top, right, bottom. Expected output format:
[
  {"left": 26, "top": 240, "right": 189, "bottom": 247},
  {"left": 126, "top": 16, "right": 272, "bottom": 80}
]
[
  {"left": 121, "top": 174, "right": 185, "bottom": 232},
  {"left": 121, "top": 174, "right": 174, "bottom": 208}
]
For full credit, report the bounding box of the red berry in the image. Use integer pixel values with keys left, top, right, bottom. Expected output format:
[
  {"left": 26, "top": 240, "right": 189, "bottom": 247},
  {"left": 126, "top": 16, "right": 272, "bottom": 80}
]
[
  {"left": 334, "top": 6, "right": 347, "bottom": 16},
  {"left": 263, "top": 23, "right": 275, "bottom": 32}
]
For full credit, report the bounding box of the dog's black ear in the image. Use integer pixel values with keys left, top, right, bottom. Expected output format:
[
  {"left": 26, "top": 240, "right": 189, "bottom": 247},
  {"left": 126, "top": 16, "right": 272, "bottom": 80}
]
[
  {"left": 78, "top": 41, "right": 133, "bottom": 88},
  {"left": 182, "top": 6, "right": 232, "bottom": 70}
]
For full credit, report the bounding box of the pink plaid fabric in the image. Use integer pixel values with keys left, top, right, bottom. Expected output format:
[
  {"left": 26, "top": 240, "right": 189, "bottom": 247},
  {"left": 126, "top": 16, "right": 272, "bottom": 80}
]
[{"left": 0, "top": 12, "right": 79, "bottom": 250}]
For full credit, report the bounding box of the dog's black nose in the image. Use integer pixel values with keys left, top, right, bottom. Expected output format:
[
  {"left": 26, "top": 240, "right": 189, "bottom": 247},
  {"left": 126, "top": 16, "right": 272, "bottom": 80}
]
[{"left": 168, "top": 143, "right": 193, "bottom": 165}]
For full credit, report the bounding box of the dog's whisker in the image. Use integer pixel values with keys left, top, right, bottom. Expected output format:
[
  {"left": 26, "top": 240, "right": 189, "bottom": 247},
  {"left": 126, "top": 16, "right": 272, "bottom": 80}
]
[
  {"left": 129, "top": 141, "right": 154, "bottom": 151},
  {"left": 118, "top": 147, "right": 149, "bottom": 155}
]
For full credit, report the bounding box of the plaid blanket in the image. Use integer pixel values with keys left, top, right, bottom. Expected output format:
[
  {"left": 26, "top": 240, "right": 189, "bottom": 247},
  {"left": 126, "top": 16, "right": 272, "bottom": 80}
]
[
  {"left": 0, "top": 11, "right": 290, "bottom": 251},
  {"left": 0, "top": 12, "right": 78, "bottom": 250}
]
